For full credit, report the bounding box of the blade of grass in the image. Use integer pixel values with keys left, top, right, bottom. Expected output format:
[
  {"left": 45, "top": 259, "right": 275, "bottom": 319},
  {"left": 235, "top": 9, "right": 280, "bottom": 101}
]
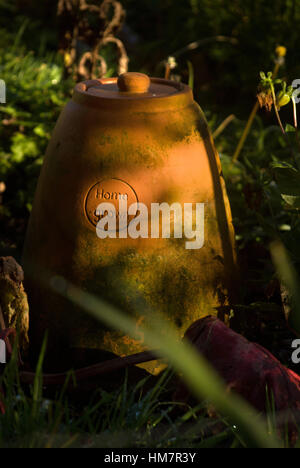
[
  {"left": 212, "top": 114, "right": 235, "bottom": 140},
  {"left": 187, "top": 60, "right": 194, "bottom": 90},
  {"left": 31, "top": 334, "right": 47, "bottom": 420},
  {"left": 270, "top": 240, "right": 300, "bottom": 333}
]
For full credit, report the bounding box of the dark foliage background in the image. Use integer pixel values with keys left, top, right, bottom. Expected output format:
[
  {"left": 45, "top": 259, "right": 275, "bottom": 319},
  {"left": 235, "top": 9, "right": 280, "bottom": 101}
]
[{"left": 2, "top": 0, "right": 300, "bottom": 111}]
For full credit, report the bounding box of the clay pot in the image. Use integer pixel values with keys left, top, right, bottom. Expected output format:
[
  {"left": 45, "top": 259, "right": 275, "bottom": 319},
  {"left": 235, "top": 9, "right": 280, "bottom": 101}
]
[{"left": 22, "top": 72, "right": 237, "bottom": 373}]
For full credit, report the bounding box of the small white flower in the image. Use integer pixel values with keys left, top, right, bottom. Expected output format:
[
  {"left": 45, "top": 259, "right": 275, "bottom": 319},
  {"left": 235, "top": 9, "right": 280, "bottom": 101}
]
[{"left": 167, "top": 56, "right": 177, "bottom": 70}]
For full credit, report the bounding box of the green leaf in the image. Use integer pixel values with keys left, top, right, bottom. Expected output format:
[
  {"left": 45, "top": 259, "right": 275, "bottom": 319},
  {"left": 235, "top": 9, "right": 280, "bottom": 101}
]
[
  {"left": 10, "top": 132, "right": 39, "bottom": 162},
  {"left": 285, "top": 123, "right": 296, "bottom": 133},
  {"left": 33, "top": 124, "right": 49, "bottom": 139},
  {"left": 272, "top": 163, "right": 300, "bottom": 208}
]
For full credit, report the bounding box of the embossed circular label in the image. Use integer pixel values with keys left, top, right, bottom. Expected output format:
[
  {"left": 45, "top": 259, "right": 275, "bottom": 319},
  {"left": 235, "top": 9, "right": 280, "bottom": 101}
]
[{"left": 85, "top": 178, "right": 138, "bottom": 229}]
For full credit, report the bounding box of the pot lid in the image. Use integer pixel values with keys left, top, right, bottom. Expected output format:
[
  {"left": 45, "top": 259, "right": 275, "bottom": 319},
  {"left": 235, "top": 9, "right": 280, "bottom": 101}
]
[
  {"left": 73, "top": 72, "right": 193, "bottom": 111},
  {"left": 87, "top": 73, "right": 181, "bottom": 99}
]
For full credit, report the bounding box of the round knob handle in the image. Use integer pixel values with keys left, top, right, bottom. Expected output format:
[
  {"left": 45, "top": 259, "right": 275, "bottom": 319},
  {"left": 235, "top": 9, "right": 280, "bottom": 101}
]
[{"left": 117, "top": 72, "right": 151, "bottom": 94}]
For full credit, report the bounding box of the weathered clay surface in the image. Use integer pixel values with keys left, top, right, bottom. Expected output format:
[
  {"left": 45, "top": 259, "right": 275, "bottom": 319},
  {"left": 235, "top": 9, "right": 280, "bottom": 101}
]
[{"left": 22, "top": 74, "right": 238, "bottom": 373}]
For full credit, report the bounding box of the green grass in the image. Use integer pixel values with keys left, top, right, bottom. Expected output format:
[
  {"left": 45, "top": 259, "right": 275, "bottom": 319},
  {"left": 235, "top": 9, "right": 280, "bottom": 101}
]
[{"left": 0, "top": 349, "right": 239, "bottom": 449}]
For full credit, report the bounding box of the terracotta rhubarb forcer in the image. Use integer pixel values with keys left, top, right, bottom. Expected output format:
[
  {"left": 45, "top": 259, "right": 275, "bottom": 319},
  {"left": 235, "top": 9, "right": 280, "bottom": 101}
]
[{"left": 22, "top": 72, "right": 238, "bottom": 374}]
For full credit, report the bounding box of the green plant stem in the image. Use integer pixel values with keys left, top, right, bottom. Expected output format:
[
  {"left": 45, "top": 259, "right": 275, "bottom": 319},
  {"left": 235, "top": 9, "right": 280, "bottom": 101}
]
[
  {"left": 165, "top": 63, "right": 171, "bottom": 80},
  {"left": 213, "top": 114, "right": 235, "bottom": 140},
  {"left": 187, "top": 60, "right": 194, "bottom": 90},
  {"left": 292, "top": 97, "right": 298, "bottom": 129},
  {"left": 291, "top": 96, "right": 300, "bottom": 157},
  {"left": 270, "top": 82, "right": 286, "bottom": 134},
  {"left": 232, "top": 102, "right": 259, "bottom": 163},
  {"left": 232, "top": 61, "right": 281, "bottom": 164},
  {"left": 269, "top": 83, "right": 300, "bottom": 164}
]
